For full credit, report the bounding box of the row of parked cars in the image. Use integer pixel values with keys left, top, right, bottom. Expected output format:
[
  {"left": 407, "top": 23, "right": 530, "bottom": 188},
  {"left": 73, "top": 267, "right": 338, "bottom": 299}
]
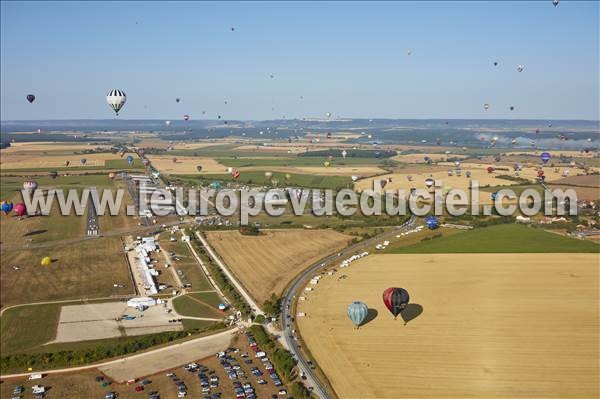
[{"left": 244, "top": 331, "right": 289, "bottom": 398}]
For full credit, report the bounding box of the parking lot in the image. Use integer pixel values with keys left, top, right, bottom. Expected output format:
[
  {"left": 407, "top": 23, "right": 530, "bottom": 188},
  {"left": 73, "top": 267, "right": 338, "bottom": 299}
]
[{"left": 1, "top": 329, "right": 292, "bottom": 399}]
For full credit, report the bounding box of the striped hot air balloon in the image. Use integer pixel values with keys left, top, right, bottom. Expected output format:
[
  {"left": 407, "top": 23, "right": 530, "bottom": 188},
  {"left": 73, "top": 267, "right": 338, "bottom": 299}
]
[{"left": 106, "top": 89, "right": 126, "bottom": 115}]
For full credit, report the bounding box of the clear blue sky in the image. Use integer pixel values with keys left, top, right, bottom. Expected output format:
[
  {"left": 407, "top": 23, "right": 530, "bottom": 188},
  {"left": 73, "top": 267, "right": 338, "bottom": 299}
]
[{"left": 1, "top": 1, "right": 598, "bottom": 120}]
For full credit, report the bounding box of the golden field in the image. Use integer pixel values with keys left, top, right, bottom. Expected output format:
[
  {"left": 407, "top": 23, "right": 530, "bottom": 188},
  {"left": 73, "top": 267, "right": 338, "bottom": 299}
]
[
  {"left": 297, "top": 253, "right": 599, "bottom": 399},
  {"left": 205, "top": 229, "right": 352, "bottom": 304}
]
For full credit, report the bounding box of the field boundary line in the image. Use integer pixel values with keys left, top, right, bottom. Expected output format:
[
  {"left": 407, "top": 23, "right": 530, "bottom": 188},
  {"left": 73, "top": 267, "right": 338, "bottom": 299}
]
[{"left": 195, "top": 231, "right": 264, "bottom": 315}]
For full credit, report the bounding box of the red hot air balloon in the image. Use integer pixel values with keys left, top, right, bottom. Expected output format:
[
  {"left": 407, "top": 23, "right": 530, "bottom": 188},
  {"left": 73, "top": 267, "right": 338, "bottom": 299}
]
[
  {"left": 13, "top": 203, "right": 27, "bottom": 216},
  {"left": 26, "top": 94, "right": 35, "bottom": 103},
  {"left": 487, "top": 166, "right": 494, "bottom": 173},
  {"left": 183, "top": 114, "right": 190, "bottom": 121},
  {"left": 383, "top": 287, "right": 410, "bottom": 319}
]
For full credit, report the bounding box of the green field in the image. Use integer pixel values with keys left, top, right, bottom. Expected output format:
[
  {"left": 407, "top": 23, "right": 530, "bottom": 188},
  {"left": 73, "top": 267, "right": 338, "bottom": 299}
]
[
  {"left": 0, "top": 304, "right": 61, "bottom": 355},
  {"left": 179, "top": 171, "right": 353, "bottom": 190},
  {"left": 172, "top": 294, "right": 224, "bottom": 319},
  {"left": 159, "top": 235, "right": 215, "bottom": 291},
  {"left": 391, "top": 224, "right": 600, "bottom": 253},
  {"left": 189, "top": 291, "right": 223, "bottom": 308}
]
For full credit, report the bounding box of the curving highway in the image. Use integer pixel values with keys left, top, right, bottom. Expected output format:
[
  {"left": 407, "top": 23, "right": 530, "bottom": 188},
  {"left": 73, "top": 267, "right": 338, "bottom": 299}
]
[{"left": 280, "top": 216, "right": 416, "bottom": 399}]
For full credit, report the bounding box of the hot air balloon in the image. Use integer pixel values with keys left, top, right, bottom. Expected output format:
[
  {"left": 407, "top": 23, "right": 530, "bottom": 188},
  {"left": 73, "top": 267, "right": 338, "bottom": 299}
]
[
  {"left": 407, "top": 49, "right": 412, "bottom": 55},
  {"left": 326, "top": 112, "right": 332, "bottom": 118},
  {"left": 382, "top": 287, "right": 410, "bottom": 319},
  {"left": 196, "top": 165, "right": 203, "bottom": 172},
  {"left": 49, "top": 171, "right": 58, "bottom": 179},
  {"left": 284, "top": 173, "right": 292, "bottom": 181},
  {"left": 172, "top": 157, "right": 177, "bottom": 163},
  {"left": 425, "top": 215, "right": 439, "bottom": 229},
  {"left": 23, "top": 181, "right": 38, "bottom": 194},
  {"left": 341, "top": 150, "right": 347, "bottom": 159},
  {"left": 351, "top": 175, "right": 358, "bottom": 182},
  {"left": 493, "top": 61, "right": 498, "bottom": 66},
  {"left": 26, "top": 94, "right": 35, "bottom": 103},
  {"left": 509, "top": 106, "right": 515, "bottom": 111},
  {"left": 165, "top": 120, "right": 171, "bottom": 127},
  {"left": 516, "top": 64, "right": 525, "bottom": 72},
  {"left": 465, "top": 170, "right": 472, "bottom": 178},
  {"left": 425, "top": 178, "right": 434, "bottom": 188},
  {"left": 65, "top": 160, "right": 71, "bottom": 167},
  {"left": 540, "top": 152, "right": 551, "bottom": 164},
  {"left": 80, "top": 158, "right": 87, "bottom": 166},
  {"left": 1, "top": 200, "right": 13, "bottom": 215},
  {"left": 40, "top": 256, "right": 51, "bottom": 267},
  {"left": 553, "top": 0, "right": 559, "bottom": 7},
  {"left": 211, "top": 181, "right": 222, "bottom": 190},
  {"left": 484, "top": 103, "right": 490, "bottom": 111},
  {"left": 108, "top": 172, "right": 116, "bottom": 180},
  {"left": 106, "top": 89, "right": 126, "bottom": 116},
  {"left": 323, "top": 161, "right": 331, "bottom": 167},
  {"left": 232, "top": 169, "right": 240, "bottom": 179},
  {"left": 126, "top": 155, "right": 134, "bottom": 166},
  {"left": 347, "top": 301, "right": 369, "bottom": 328},
  {"left": 264, "top": 171, "right": 273, "bottom": 179},
  {"left": 176, "top": 98, "right": 180, "bottom": 103},
  {"left": 487, "top": 166, "right": 495, "bottom": 173},
  {"left": 13, "top": 203, "right": 26, "bottom": 216},
  {"left": 183, "top": 114, "right": 190, "bottom": 121},
  {"left": 491, "top": 192, "right": 499, "bottom": 201}
]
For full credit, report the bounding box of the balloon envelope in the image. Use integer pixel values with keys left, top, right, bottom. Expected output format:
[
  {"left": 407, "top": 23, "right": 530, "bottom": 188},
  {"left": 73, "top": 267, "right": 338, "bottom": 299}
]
[
  {"left": 540, "top": 152, "right": 551, "bottom": 164},
  {"left": 425, "top": 215, "right": 439, "bottom": 229},
  {"left": 1, "top": 201, "right": 13, "bottom": 215},
  {"left": 13, "top": 203, "right": 27, "bottom": 216},
  {"left": 382, "top": 288, "right": 410, "bottom": 318},
  {"left": 26, "top": 94, "right": 35, "bottom": 103},
  {"left": 106, "top": 89, "right": 126, "bottom": 115},
  {"left": 347, "top": 301, "right": 369, "bottom": 327},
  {"left": 40, "top": 256, "right": 51, "bottom": 267}
]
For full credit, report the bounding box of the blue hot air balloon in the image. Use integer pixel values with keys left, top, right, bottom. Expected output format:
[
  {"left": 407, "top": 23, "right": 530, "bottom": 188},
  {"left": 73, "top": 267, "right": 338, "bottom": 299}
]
[
  {"left": 126, "top": 155, "right": 134, "bottom": 166},
  {"left": 491, "top": 192, "right": 498, "bottom": 201},
  {"left": 1, "top": 200, "right": 14, "bottom": 215},
  {"left": 425, "top": 215, "right": 439, "bottom": 229},
  {"left": 211, "top": 181, "right": 222, "bottom": 190},
  {"left": 347, "top": 301, "right": 369, "bottom": 329},
  {"left": 540, "top": 152, "right": 551, "bottom": 164}
]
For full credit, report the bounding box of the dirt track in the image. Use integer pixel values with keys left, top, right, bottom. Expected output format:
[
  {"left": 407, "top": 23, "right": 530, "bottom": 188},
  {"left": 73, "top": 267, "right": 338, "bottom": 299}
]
[
  {"left": 98, "top": 328, "right": 234, "bottom": 382},
  {"left": 297, "top": 253, "right": 599, "bottom": 399}
]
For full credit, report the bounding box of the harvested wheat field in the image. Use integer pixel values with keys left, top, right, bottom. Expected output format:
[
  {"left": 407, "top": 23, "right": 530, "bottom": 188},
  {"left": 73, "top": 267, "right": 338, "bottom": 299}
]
[
  {"left": 1, "top": 141, "right": 111, "bottom": 153},
  {"left": 1, "top": 151, "right": 134, "bottom": 170},
  {"left": 146, "top": 155, "right": 226, "bottom": 174},
  {"left": 206, "top": 229, "right": 352, "bottom": 304},
  {"left": 240, "top": 165, "right": 387, "bottom": 177},
  {"left": 392, "top": 153, "right": 468, "bottom": 164},
  {"left": 297, "top": 253, "right": 599, "bottom": 399},
  {"left": 355, "top": 163, "right": 574, "bottom": 194}
]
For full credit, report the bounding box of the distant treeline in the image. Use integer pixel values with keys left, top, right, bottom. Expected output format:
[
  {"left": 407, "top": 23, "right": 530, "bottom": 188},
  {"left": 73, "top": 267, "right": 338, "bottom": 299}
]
[{"left": 298, "top": 149, "right": 396, "bottom": 158}]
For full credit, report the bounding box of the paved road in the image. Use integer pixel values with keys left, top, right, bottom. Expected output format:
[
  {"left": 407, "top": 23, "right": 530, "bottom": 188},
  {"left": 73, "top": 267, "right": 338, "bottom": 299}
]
[
  {"left": 85, "top": 187, "right": 99, "bottom": 236},
  {"left": 280, "top": 216, "right": 417, "bottom": 399}
]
